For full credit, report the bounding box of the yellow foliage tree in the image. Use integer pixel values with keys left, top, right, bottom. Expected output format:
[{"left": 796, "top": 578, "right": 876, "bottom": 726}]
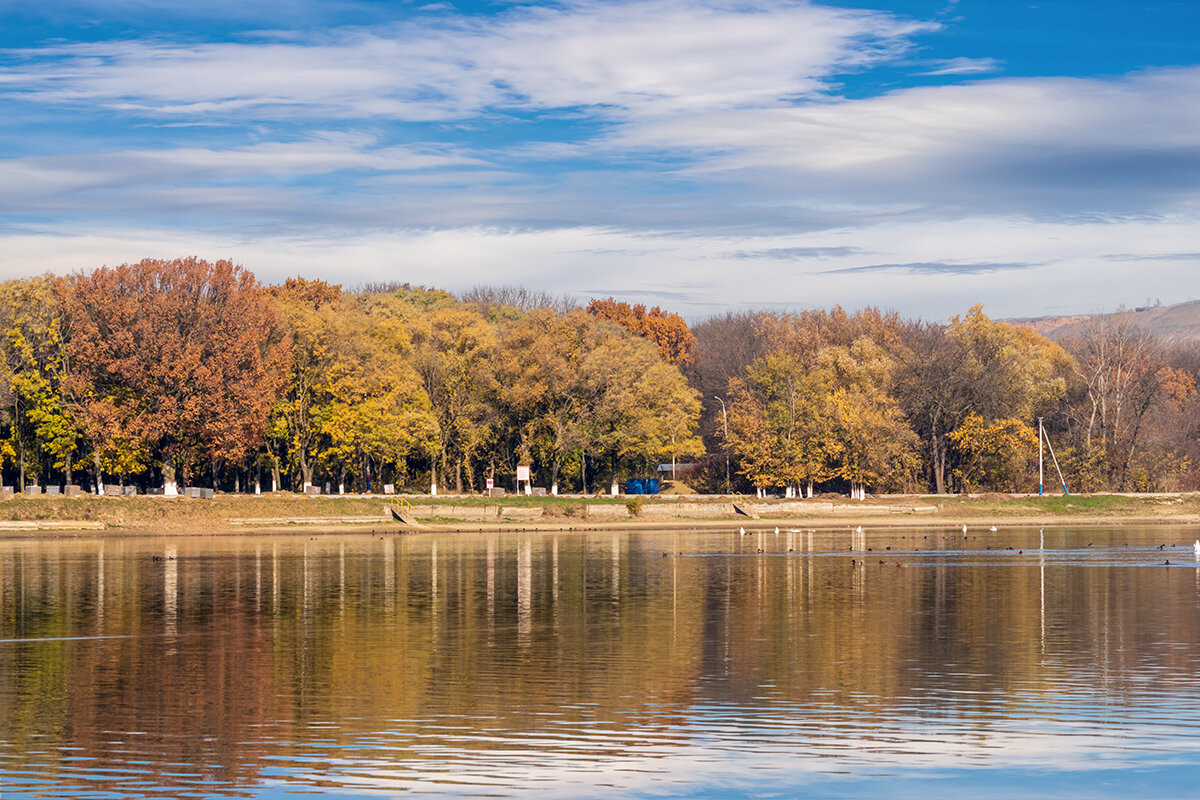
[{"left": 947, "top": 414, "right": 1038, "bottom": 492}]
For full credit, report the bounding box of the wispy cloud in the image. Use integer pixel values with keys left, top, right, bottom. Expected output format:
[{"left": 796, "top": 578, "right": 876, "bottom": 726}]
[
  {"left": 823, "top": 260, "right": 1034, "bottom": 275},
  {"left": 0, "top": 0, "right": 1197, "bottom": 321},
  {"left": 726, "top": 246, "right": 865, "bottom": 260},
  {"left": 0, "top": 1, "right": 930, "bottom": 121},
  {"left": 918, "top": 56, "right": 1000, "bottom": 76}
]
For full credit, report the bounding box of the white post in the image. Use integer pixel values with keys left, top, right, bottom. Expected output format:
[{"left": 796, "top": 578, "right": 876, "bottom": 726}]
[
  {"left": 1038, "top": 417, "right": 1044, "bottom": 496},
  {"left": 162, "top": 463, "right": 178, "bottom": 497}
]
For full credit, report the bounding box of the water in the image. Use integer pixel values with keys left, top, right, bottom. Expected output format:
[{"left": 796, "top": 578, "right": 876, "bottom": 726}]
[{"left": 2, "top": 526, "right": 1200, "bottom": 799}]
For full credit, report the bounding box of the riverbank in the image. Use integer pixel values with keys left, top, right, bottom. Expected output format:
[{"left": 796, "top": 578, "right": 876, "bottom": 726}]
[{"left": 0, "top": 491, "right": 1198, "bottom": 537}]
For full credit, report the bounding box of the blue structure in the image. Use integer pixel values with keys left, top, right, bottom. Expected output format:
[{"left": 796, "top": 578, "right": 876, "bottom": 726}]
[{"left": 625, "top": 478, "right": 659, "bottom": 495}]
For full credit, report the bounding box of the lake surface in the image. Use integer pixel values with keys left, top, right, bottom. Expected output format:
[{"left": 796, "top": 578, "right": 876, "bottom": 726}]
[{"left": 3, "top": 526, "right": 1200, "bottom": 799}]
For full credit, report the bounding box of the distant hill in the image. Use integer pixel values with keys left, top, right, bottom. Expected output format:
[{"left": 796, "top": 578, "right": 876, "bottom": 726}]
[{"left": 1009, "top": 300, "right": 1200, "bottom": 343}]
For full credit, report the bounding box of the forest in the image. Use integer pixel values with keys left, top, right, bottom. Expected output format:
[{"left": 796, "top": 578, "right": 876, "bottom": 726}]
[{"left": 1, "top": 256, "right": 1197, "bottom": 496}]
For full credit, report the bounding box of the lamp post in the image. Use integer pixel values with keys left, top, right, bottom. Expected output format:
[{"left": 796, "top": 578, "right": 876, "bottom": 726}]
[{"left": 714, "top": 395, "right": 730, "bottom": 495}]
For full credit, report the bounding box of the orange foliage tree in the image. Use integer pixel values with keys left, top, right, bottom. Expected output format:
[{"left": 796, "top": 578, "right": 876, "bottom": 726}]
[
  {"left": 586, "top": 298, "right": 697, "bottom": 368},
  {"left": 57, "top": 257, "right": 286, "bottom": 491}
]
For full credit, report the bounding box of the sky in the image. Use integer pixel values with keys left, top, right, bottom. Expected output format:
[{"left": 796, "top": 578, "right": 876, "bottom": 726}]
[{"left": 0, "top": 0, "right": 1198, "bottom": 321}]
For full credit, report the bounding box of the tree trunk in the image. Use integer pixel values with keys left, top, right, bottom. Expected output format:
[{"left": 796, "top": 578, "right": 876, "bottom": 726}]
[
  {"left": 455, "top": 457, "right": 463, "bottom": 493},
  {"left": 580, "top": 450, "right": 587, "bottom": 495},
  {"left": 610, "top": 455, "right": 619, "bottom": 496},
  {"left": 430, "top": 460, "right": 438, "bottom": 496},
  {"left": 932, "top": 431, "right": 946, "bottom": 494}
]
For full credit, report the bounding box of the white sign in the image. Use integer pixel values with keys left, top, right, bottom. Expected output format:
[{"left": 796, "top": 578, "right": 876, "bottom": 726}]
[
  {"left": 516, "top": 465, "right": 531, "bottom": 481},
  {"left": 486, "top": 478, "right": 494, "bottom": 491}
]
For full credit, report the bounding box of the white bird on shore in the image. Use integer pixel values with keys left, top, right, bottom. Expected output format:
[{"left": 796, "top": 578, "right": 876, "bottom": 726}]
[
  {"left": 1193, "top": 539, "right": 1199, "bottom": 554},
  {"left": 962, "top": 524, "right": 968, "bottom": 533},
  {"left": 739, "top": 526, "right": 747, "bottom": 535},
  {"left": 989, "top": 526, "right": 998, "bottom": 532},
  {"left": 775, "top": 527, "right": 780, "bottom": 535},
  {"left": 855, "top": 525, "right": 863, "bottom": 533}
]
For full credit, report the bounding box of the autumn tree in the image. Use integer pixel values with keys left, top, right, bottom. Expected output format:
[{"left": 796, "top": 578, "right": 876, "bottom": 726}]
[
  {"left": 0, "top": 276, "right": 80, "bottom": 487},
  {"left": 727, "top": 354, "right": 830, "bottom": 497},
  {"left": 271, "top": 284, "right": 438, "bottom": 492},
  {"left": 894, "top": 306, "right": 1069, "bottom": 493},
  {"left": 583, "top": 322, "right": 703, "bottom": 493},
  {"left": 817, "top": 338, "right": 919, "bottom": 495},
  {"left": 409, "top": 306, "right": 498, "bottom": 493},
  {"left": 1058, "top": 311, "right": 1179, "bottom": 489},
  {"left": 587, "top": 298, "right": 698, "bottom": 368},
  {"left": 58, "top": 258, "right": 286, "bottom": 493},
  {"left": 494, "top": 309, "right": 701, "bottom": 495},
  {"left": 947, "top": 414, "right": 1038, "bottom": 492}
]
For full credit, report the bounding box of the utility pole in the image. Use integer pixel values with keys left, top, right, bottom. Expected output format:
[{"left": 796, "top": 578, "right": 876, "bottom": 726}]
[
  {"left": 714, "top": 396, "right": 730, "bottom": 494},
  {"left": 1038, "top": 417, "right": 1044, "bottom": 497}
]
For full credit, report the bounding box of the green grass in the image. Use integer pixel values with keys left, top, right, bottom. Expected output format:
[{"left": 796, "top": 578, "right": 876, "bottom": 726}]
[{"left": 1008, "top": 495, "right": 1145, "bottom": 512}]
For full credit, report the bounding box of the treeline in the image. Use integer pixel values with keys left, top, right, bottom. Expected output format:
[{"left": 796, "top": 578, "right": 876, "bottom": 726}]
[
  {"left": 0, "top": 258, "right": 700, "bottom": 495},
  {"left": 691, "top": 305, "right": 1200, "bottom": 494},
  {"left": 1, "top": 256, "right": 1197, "bottom": 495}
]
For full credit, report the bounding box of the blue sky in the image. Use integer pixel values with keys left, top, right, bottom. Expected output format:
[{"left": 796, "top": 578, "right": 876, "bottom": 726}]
[{"left": 1, "top": 0, "right": 1198, "bottom": 319}]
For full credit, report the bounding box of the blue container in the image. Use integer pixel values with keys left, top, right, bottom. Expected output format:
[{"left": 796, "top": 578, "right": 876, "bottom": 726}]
[{"left": 625, "top": 478, "right": 659, "bottom": 495}]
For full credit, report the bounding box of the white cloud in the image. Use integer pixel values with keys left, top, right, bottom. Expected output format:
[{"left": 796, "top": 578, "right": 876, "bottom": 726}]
[
  {"left": 2, "top": 214, "right": 1197, "bottom": 319},
  {"left": 0, "top": 0, "right": 928, "bottom": 120},
  {"left": 609, "top": 68, "right": 1200, "bottom": 218},
  {"left": 918, "top": 56, "right": 1000, "bottom": 76},
  {"left": 0, "top": 136, "right": 480, "bottom": 212},
  {"left": 1, "top": 1, "right": 1198, "bottom": 319}
]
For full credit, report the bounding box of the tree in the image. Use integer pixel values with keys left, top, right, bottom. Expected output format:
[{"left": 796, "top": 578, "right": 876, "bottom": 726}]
[
  {"left": 584, "top": 323, "right": 703, "bottom": 492},
  {"left": 58, "top": 258, "right": 286, "bottom": 493},
  {"left": 727, "top": 354, "right": 830, "bottom": 497},
  {"left": 0, "top": 276, "right": 81, "bottom": 487},
  {"left": 818, "top": 338, "right": 919, "bottom": 495},
  {"left": 586, "top": 298, "right": 698, "bottom": 367},
  {"left": 410, "top": 306, "right": 498, "bottom": 493},
  {"left": 1060, "top": 311, "right": 1167, "bottom": 489},
  {"left": 895, "top": 306, "right": 1069, "bottom": 493},
  {"left": 494, "top": 309, "right": 701, "bottom": 495},
  {"left": 271, "top": 284, "right": 438, "bottom": 493},
  {"left": 947, "top": 414, "right": 1038, "bottom": 491}
]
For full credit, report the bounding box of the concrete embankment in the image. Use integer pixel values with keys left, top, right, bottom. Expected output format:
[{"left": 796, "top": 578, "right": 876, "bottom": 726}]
[{"left": 0, "top": 492, "right": 1197, "bottom": 536}]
